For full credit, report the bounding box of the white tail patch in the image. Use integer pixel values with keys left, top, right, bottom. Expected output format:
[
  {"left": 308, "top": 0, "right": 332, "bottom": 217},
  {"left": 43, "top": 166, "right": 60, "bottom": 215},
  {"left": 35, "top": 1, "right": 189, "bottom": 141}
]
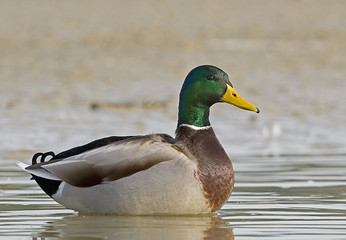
[
  {"left": 17, "top": 161, "right": 29, "bottom": 171},
  {"left": 17, "top": 161, "right": 61, "bottom": 181}
]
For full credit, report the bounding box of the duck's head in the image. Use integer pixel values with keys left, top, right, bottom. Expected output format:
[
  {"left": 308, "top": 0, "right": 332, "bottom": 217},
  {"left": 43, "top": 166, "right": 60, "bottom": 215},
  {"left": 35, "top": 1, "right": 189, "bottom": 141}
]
[{"left": 178, "top": 65, "right": 259, "bottom": 127}]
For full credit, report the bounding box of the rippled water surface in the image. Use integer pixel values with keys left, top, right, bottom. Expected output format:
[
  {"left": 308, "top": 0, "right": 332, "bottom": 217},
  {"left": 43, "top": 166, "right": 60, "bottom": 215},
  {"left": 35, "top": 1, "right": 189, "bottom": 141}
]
[
  {"left": 1, "top": 154, "right": 346, "bottom": 239},
  {"left": 1, "top": 0, "right": 346, "bottom": 239}
]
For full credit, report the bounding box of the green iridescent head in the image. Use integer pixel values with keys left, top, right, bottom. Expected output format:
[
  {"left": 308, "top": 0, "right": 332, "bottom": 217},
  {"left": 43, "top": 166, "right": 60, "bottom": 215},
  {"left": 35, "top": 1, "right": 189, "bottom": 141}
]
[{"left": 178, "top": 65, "right": 259, "bottom": 127}]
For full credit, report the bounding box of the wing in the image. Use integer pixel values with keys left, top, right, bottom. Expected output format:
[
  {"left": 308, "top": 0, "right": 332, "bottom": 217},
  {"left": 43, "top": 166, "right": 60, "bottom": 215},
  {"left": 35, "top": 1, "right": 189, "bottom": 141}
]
[{"left": 24, "top": 134, "right": 188, "bottom": 187}]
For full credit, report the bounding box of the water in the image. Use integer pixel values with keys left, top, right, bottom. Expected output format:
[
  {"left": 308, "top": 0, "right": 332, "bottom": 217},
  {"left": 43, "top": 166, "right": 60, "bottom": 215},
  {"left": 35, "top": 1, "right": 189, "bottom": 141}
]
[
  {"left": 1, "top": 0, "right": 346, "bottom": 239},
  {"left": 1, "top": 154, "right": 346, "bottom": 239}
]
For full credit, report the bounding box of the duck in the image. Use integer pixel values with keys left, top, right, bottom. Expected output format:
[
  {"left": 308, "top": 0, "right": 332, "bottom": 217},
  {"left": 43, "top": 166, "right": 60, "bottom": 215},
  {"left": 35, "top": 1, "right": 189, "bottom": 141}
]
[{"left": 18, "top": 65, "right": 259, "bottom": 215}]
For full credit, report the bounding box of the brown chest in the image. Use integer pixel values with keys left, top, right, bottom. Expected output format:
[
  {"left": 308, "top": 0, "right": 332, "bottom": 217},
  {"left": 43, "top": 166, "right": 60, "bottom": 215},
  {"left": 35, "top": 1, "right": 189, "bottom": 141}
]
[{"left": 176, "top": 126, "right": 234, "bottom": 211}]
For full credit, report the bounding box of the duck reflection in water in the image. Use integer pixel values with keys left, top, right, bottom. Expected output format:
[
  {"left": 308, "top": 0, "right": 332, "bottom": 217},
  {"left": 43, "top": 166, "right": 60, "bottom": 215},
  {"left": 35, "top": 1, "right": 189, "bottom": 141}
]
[{"left": 33, "top": 214, "right": 234, "bottom": 240}]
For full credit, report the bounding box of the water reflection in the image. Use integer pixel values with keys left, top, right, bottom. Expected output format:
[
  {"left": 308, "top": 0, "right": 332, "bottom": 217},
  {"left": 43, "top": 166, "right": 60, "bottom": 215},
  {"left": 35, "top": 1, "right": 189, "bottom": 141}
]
[{"left": 34, "top": 214, "right": 233, "bottom": 240}]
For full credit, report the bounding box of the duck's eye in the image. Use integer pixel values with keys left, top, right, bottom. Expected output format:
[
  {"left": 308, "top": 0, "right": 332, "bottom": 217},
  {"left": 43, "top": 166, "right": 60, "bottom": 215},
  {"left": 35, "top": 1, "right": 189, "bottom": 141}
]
[{"left": 206, "top": 75, "right": 215, "bottom": 81}]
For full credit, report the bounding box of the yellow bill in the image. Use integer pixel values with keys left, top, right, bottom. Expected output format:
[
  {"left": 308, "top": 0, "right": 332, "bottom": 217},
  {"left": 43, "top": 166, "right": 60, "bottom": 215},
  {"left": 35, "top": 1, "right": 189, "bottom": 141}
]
[{"left": 221, "top": 84, "right": 260, "bottom": 113}]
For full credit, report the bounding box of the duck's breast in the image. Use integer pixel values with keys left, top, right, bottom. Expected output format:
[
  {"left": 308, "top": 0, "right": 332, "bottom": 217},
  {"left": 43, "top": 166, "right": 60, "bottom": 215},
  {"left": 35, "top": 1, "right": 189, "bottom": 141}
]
[{"left": 175, "top": 125, "right": 234, "bottom": 211}]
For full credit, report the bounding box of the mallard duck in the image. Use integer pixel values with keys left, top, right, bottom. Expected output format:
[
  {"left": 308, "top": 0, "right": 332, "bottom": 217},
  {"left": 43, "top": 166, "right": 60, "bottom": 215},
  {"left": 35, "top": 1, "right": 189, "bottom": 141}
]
[{"left": 19, "top": 65, "right": 259, "bottom": 215}]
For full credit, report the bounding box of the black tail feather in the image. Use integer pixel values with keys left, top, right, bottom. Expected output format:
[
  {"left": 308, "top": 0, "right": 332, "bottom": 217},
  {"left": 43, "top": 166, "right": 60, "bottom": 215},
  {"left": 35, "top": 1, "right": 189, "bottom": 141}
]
[
  {"left": 32, "top": 151, "right": 56, "bottom": 165},
  {"left": 30, "top": 151, "right": 61, "bottom": 197}
]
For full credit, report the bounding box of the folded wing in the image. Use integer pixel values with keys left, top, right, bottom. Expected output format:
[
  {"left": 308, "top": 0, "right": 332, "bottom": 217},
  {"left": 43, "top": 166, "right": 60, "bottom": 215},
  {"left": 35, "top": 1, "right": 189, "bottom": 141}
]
[{"left": 24, "top": 134, "right": 187, "bottom": 187}]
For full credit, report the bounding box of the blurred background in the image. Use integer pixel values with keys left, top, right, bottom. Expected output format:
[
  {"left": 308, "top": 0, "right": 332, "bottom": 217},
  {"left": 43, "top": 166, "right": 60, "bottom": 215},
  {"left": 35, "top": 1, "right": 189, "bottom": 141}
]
[{"left": 1, "top": 0, "right": 346, "bottom": 159}]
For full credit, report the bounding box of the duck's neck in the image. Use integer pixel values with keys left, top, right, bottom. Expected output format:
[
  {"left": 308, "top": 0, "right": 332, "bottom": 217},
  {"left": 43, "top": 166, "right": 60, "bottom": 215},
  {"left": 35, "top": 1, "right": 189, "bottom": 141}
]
[{"left": 177, "top": 99, "right": 211, "bottom": 128}]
